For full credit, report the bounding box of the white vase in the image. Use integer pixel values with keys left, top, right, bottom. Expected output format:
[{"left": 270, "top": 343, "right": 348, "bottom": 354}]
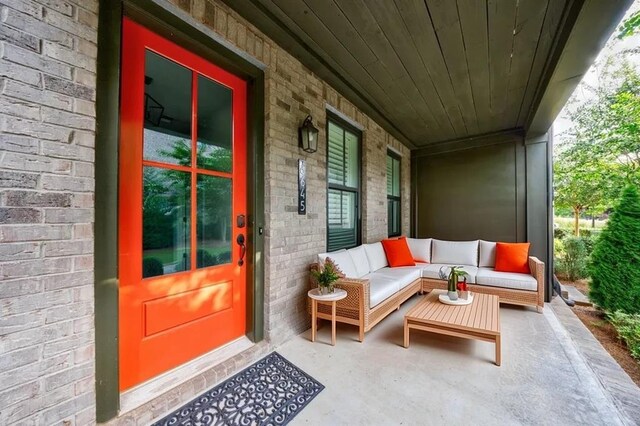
[{"left": 319, "top": 286, "right": 334, "bottom": 295}]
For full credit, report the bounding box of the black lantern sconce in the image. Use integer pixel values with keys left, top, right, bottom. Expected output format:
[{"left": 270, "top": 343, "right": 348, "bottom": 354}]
[{"left": 299, "top": 115, "right": 319, "bottom": 153}]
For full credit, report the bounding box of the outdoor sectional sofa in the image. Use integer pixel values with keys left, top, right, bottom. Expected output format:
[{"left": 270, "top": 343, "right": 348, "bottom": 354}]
[{"left": 313, "top": 238, "right": 545, "bottom": 342}]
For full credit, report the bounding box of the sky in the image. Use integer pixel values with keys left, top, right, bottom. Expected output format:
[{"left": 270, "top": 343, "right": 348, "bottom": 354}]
[{"left": 553, "top": 1, "right": 640, "bottom": 142}]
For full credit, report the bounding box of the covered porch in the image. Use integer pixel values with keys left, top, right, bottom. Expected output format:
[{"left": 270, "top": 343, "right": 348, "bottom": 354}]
[{"left": 1, "top": 0, "right": 639, "bottom": 424}]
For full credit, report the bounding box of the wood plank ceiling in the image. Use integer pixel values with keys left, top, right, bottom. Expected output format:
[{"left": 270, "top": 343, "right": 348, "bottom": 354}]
[{"left": 227, "top": 0, "right": 574, "bottom": 147}]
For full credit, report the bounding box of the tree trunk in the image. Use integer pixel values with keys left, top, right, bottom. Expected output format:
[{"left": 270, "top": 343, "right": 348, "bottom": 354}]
[
  {"left": 573, "top": 207, "right": 580, "bottom": 237},
  {"left": 592, "top": 214, "right": 595, "bottom": 228}
]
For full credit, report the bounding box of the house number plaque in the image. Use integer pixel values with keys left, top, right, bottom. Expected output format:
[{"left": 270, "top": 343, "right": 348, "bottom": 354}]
[{"left": 298, "top": 159, "right": 306, "bottom": 215}]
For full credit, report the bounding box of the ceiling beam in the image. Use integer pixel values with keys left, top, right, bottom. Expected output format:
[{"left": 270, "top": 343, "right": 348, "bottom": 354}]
[
  {"left": 412, "top": 129, "right": 525, "bottom": 158},
  {"left": 526, "top": 0, "right": 634, "bottom": 137}
]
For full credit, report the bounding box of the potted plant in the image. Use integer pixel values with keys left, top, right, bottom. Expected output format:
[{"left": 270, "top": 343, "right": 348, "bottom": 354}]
[
  {"left": 439, "top": 266, "right": 468, "bottom": 301},
  {"left": 310, "top": 258, "right": 342, "bottom": 294}
]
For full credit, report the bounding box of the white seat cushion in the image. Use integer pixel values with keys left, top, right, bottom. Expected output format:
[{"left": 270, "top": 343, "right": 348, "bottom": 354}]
[
  {"left": 431, "top": 239, "right": 479, "bottom": 266},
  {"left": 326, "top": 251, "right": 359, "bottom": 279},
  {"left": 475, "top": 268, "right": 537, "bottom": 291},
  {"left": 318, "top": 249, "right": 345, "bottom": 265},
  {"left": 365, "top": 274, "right": 400, "bottom": 308},
  {"left": 479, "top": 240, "right": 496, "bottom": 268},
  {"left": 421, "top": 264, "right": 478, "bottom": 284},
  {"left": 371, "top": 266, "right": 422, "bottom": 290},
  {"left": 363, "top": 242, "right": 389, "bottom": 272},
  {"left": 347, "top": 246, "right": 371, "bottom": 278},
  {"left": 406, "top": 238, "right": 431, "bottom": 263}
]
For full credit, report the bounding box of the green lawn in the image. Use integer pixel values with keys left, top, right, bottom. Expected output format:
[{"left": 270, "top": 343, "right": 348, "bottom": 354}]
[
  {"left": 554, "top": 216, "right": 607, "bottom": 230},
  {"left": 144, "top": 245, "right": 230, "bottom": 264}
]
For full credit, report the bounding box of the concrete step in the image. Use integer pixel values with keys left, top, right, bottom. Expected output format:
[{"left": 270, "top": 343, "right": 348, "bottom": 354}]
[{"left": 561, "top": 284, "right": 592, "bottom": 306}]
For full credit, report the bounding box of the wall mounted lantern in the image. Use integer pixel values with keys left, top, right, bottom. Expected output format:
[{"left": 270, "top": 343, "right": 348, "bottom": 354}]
[{"left": 299, "top": 115, "right": 319, "bottom": 153}]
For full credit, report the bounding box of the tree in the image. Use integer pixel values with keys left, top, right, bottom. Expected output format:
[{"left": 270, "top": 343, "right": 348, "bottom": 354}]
[
  {"left": 143, "top": 139, "right": 233, "bottom": 267},
  {"left": 588, "top": 185, "right": 640, "bottom": 314},
  {"left": 618, "top": 10, "right": 640, "bottom": 39},
  {"left": 555, "top": 61, "right": 640, "bottom": 234},
  {"left": 577, "top": 63, "right": 640, "bottom": 181},
  {"left": 553, "top": 140, "right": 618, "bottom": 236},
  {"left": 553, "top": 151, "right": 602, "bottom": 236}
]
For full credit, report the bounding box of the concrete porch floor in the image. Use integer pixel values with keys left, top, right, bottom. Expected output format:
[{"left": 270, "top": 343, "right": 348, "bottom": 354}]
[{"left": 277, "top": 294, "right": 632, "bottom": 425}]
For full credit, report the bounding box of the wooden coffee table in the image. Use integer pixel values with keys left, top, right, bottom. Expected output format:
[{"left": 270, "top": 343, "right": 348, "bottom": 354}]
[{"left": 403, "top": 290, "right": 501, "bottom": 365}]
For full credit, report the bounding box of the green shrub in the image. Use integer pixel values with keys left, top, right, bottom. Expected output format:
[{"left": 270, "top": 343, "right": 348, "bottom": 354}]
[
  {"left": 556, "top": 236, "right": 588, "bottom": 281},
  {"left": 607, "top": 311, "right": 640, "bottom": 360},
  {"left": 143, "top": 257, "right": 164, "bottom": 278},
  {"left": 582, "top": 233, "right": 600, "bottom": 257},
  {"left": 554, "top": 238, "right": 565, "bottom": 276},
  {"left": 554, "top": 227, "right": 568, "bottom": 239},
  {"left": 196, "top": 249, "right": 216, "bottom": 268},
  {"left": 589, "top": 186, "right": 640, "bottom": 314},
  {"left": 216, "top": 250, "right": 231, "bottom": 264}
]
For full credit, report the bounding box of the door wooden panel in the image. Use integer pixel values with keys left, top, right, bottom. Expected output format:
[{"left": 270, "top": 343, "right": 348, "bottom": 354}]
[{"left": 119, "top": 18, "right": 247, "bottom": 391}]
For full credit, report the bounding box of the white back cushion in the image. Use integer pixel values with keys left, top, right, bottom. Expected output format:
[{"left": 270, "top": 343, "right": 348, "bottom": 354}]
[
  {"left": 347, "top": 246, "right": 371, "bottom": 277},
  {"left": 326, "top": 251, "right": 359, "bottom": 278},
  {"left": 406, "top": 238, "right": 431, "bottom": 263},
  {"left": 318, "top": 249, "right": 345, "bottom": 265},
  {"left": 363, "top": 242, "right": 388, "bottom": 272},
  {"left": 479, "top": 240, "right": 496, "bottom": 268},
  {"left": 431, "top": 239, "right": 479, "bottom": 266}
]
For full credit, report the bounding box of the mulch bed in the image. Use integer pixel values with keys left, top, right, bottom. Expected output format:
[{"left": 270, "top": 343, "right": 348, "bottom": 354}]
[{"left": 560, "top": 279, "right": 640, "bottom": 387}]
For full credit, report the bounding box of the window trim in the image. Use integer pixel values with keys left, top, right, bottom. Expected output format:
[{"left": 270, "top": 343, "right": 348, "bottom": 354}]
[
  {"left": 387, "top": 149, "right": 401, "bottom": 238},
  {"left": 326, "top": 112, "right": 362, "bottom": 251}
]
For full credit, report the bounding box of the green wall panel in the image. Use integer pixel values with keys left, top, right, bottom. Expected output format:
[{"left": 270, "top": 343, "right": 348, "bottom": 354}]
[{"left": 415, "top": 141, "right": 524, "bottom": 242}]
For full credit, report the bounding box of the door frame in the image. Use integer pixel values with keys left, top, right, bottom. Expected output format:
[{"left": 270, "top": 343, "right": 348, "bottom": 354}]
[{"left": 94, "top": 0, "right": 265, "bottom": 421}]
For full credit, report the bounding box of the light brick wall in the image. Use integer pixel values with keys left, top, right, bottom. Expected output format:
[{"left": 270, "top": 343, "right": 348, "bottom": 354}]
[
  {"left": 1, "top": 0, "right": 411, "bottom": 424},
  {"left": 166, "top": 0, "right": 412, "bottom": 345},
  {"left": 0, "top": 0, "right": 97, "bottom": 424}
]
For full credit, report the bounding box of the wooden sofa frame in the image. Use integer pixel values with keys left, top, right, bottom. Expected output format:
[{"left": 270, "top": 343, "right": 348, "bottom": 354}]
[{"left": 310, "top": 257, "right": 544, "bottom": 342}]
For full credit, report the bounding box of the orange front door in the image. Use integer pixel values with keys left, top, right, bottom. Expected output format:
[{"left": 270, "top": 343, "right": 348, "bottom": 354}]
[{"left": 118, "top": 18, "right": 247, "bottom": 390}]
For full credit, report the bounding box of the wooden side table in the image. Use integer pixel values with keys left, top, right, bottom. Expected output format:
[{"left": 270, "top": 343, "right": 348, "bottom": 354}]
[{"left": 308, "top": 288, "right": 347, "bottom": 346}]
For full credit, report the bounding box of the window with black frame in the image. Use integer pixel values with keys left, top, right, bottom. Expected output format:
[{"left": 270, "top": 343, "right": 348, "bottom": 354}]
[
  {"left": 387, "top": 151, "right": 401, "bottom": 237},
  {"left": 327, "top": 117, "right": 360, "bottom": 251}
]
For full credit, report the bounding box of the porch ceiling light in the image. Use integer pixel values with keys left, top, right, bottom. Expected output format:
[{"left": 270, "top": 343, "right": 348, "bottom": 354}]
[{"left": 299, "top": 115, "right": 319, "bottom": 153}]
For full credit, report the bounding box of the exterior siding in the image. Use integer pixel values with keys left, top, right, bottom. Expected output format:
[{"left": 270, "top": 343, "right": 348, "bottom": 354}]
[
  {"left": 0, "top": 0, "right": 411, "bottom": 424},
  {"left": 414, "top": 136, "right": 527, "bottom": 243},
  {"left": 0, "top": 0, "right": 98, "bottom": 424}
]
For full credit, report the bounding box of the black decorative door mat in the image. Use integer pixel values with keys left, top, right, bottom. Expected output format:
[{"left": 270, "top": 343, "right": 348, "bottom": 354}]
[{"left": 153, "top": 352, "right": 324, "bottom": 425}]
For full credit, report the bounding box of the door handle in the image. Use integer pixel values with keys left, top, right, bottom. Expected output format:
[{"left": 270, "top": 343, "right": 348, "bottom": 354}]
[{"left": 237, "top": 234, "right": 246, "bottom": 266}]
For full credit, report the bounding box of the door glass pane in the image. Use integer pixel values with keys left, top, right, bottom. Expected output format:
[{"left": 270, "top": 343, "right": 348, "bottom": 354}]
[
  {"left": 143, "top": 51, "right": 192, "bottom": 166},
  {"left": 327, "top": 122, "right": 344, "bottom": 185},
  {"left": 328, "top": 189, "right": 357, "bottom": 251},
  {"left": 197, "top": 75, "right": 233, "bottom": 173},
  {"left": 197, "top": 174, "right": 232, "bottom": 268},
  {"left": 143, "top": 166, "right": 191, "bottom": 278},
  {"left": 345, "top": 131, "right": 359, "bottom": 188}
]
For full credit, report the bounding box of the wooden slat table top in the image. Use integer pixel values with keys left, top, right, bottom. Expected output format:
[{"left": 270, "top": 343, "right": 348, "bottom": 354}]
[{"left": 406, "top": 291, "right": 500, "bottom": 335}]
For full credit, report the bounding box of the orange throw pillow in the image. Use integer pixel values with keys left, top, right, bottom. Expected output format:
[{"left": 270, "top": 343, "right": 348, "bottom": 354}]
[
  {"left": 494, "top": 242, "right": 530, "bottom": 274},
  {"left": 381, "top": 238, "right": 415, "bottom": 267}
]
